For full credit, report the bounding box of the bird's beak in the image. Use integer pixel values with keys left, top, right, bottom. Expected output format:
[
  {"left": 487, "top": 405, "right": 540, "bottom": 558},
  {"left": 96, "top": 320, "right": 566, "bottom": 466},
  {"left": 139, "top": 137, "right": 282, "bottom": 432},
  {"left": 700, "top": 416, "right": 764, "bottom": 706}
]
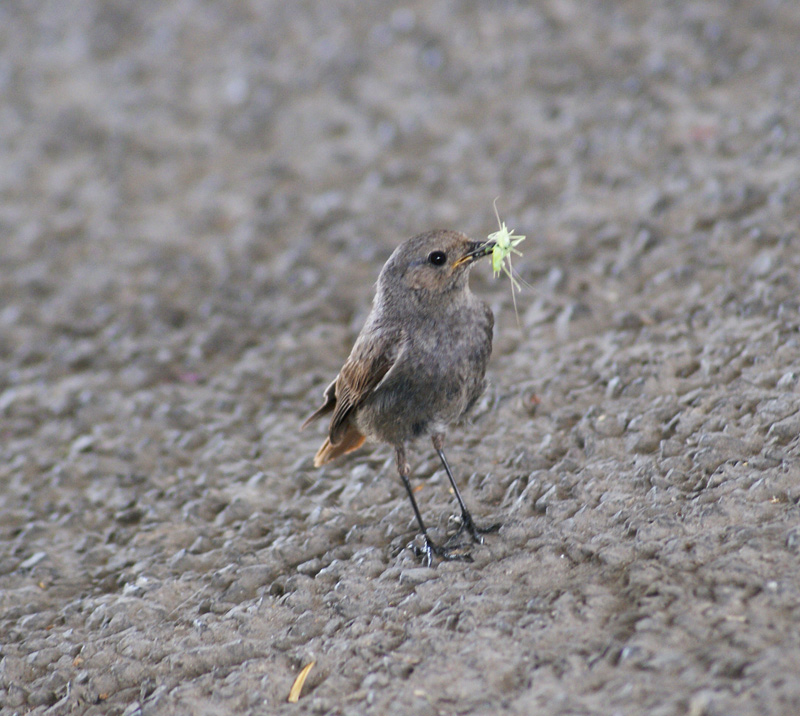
[{"left": 454, "top": 240, "right": 495, "bottom": 268}]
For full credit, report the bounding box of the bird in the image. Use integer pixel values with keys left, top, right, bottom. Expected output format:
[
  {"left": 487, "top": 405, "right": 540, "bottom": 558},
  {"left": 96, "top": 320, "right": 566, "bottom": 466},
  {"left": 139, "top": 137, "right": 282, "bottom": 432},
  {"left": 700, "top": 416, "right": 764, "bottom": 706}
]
[{"left": 301, "top": 229, "right": 498, "bottom": 565}]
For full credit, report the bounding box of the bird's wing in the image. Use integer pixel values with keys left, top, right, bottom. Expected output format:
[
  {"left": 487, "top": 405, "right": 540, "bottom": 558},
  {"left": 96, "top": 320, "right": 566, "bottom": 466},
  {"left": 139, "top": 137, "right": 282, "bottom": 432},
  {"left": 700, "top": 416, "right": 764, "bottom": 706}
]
[
  {"left": 328, "top": 329, "right": 406, "bottom": 444},
  {"left": 300, "top": 378, "right": 337, "bottom": 430}
]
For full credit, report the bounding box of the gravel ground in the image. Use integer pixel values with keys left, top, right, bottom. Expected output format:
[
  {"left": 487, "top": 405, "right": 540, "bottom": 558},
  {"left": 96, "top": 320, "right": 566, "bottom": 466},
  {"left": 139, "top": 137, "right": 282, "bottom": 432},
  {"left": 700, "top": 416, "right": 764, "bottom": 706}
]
[{"left": 2, "top": 1, "right": 800, "bottom": 714}]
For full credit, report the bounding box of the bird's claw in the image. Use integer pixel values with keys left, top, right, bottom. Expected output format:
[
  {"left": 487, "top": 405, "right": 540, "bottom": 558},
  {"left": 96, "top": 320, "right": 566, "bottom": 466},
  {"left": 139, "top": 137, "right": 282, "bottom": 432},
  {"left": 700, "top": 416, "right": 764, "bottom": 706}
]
[
  {"left": 414, "top": 535, "right": 473, "bottom": 567},
  {"left": 448, "top": 513, "right": 501, "bottom": 546}
]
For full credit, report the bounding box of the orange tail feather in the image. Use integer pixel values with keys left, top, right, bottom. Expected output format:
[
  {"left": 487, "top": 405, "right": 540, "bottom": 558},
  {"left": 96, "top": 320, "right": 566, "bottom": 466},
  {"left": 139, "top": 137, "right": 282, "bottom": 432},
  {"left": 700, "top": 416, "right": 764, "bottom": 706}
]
[{"left": 313, "top": 425, "right": 366, "bottom": 467}]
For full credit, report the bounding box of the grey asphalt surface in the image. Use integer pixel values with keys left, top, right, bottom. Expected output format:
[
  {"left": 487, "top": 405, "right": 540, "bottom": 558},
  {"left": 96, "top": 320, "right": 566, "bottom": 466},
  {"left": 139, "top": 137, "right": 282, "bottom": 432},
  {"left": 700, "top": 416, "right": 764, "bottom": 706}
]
[{"left": 1, "top": 2, "right": 800, "bottom": 714}]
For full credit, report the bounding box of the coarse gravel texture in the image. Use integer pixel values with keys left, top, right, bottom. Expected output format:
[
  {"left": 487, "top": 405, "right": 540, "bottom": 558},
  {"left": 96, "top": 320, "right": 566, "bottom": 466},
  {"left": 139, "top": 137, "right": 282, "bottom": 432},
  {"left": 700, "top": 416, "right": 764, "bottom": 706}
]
[{"left": 2, "top": 1, "right": 800, "bottom": 715}]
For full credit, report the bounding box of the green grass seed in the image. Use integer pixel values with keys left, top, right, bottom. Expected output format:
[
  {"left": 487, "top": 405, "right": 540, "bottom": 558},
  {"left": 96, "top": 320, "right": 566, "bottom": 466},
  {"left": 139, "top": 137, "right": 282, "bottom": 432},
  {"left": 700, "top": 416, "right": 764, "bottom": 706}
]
[
  {"left": 487, "top": 203, "right": 527, "bottom": 325},
  {"left": 488, "top": 221, "right": 526, "bottom": 291},
  {"left": 488, "top": 199, "right": 526, "bottom": 290}
]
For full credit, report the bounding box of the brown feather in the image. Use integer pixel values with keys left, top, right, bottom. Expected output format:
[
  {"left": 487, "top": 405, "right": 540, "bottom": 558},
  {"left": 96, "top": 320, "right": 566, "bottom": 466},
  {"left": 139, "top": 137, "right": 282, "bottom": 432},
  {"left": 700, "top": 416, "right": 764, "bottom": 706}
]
[
  {"left": 304, "top": 327, "right": 405, "bottom": 464},
  {"left": 301, "top": 378, "right": 337, "bottom": 430},
  {"left": 313, "top": 424, "right": 367, "bottom": 466},
  {"left": 327, "top": 330, "right": 406, "bottom": 444},
  {"left": 329, "top": 356, "right": 390, "bottom": 442}
]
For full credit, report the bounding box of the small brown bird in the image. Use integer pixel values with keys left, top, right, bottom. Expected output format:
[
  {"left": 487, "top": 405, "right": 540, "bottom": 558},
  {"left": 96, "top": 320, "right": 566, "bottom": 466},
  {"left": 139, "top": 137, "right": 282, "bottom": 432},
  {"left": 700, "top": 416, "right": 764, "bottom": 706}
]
[{"left": 302, "top": 230, "right": 498, "bottom": 565}]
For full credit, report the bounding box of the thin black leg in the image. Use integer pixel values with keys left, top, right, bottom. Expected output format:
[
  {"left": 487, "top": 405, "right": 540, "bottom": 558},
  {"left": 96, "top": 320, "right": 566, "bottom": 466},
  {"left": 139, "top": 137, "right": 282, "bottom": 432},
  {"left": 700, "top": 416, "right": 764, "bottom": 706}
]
[
  {"left": 395, "top": 445, "right": 471, "bottom": 566},
  {"left": 432, "top": 434, "right": 501, "bottom": 545}
]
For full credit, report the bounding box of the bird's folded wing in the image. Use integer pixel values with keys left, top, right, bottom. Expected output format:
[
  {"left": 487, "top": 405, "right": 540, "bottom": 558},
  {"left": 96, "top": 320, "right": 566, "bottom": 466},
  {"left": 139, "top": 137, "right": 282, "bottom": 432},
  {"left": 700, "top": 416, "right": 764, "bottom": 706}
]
[
  {"left": 300, "top": 378, "right": 337, "bottom": 430},
  {"left": 328, "top": 330, "right": 406, "bottom": 444}
]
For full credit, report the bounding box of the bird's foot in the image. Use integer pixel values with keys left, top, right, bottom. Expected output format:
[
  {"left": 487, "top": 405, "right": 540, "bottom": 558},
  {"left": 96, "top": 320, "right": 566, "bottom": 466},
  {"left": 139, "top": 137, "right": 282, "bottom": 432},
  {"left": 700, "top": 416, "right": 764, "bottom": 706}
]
[
  {"left": 447, "top": 512, "right": 501, "bottom": 546},
  {"left": 413, "top": 535, "right": 473, "bottom": 567}
]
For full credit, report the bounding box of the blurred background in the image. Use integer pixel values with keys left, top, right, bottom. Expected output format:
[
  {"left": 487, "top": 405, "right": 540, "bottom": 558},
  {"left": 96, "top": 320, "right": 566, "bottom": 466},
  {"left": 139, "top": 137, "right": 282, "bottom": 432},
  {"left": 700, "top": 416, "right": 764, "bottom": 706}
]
[{"left": 2, "top": 1, "right": 800, "bottom": 714}]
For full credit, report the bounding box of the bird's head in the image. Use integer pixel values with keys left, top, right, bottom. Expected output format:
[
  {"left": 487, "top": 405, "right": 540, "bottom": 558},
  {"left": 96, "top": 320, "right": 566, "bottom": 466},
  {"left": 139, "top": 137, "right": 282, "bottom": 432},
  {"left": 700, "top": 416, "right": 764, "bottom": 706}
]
[{"left": 379, "top": 230, "right": 493, "bottom": 301}]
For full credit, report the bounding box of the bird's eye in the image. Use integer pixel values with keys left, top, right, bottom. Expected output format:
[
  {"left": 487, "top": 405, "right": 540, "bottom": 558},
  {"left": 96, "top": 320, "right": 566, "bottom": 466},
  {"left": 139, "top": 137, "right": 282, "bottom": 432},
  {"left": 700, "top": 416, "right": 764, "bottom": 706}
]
[{"left": 428, "top": 251, "right": 447, "bottom": 266}]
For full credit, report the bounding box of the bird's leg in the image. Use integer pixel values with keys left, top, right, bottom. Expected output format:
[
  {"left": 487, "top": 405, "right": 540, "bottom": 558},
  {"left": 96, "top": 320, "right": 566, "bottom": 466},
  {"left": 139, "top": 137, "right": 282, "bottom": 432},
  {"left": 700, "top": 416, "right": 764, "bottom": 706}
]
[
  {"left": 432, "top": 433, "right": 501, "bottom": 545},
  {"left": 395, "top": 445, "right": 471, "bottom": 566}
]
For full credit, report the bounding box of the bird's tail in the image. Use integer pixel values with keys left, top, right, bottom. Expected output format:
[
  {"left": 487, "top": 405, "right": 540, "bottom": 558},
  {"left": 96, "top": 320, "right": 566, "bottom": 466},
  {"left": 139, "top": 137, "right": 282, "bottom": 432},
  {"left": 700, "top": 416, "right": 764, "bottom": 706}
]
[{"left": 313, "top": 424, "right": 366, "bottom": 467}]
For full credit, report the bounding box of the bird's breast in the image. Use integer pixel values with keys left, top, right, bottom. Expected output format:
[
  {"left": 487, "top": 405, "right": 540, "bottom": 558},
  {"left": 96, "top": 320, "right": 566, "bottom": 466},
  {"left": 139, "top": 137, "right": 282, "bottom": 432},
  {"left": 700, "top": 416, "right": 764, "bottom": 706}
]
[{"left": 352, "top": 297, "right": 492, "bottom": 445}]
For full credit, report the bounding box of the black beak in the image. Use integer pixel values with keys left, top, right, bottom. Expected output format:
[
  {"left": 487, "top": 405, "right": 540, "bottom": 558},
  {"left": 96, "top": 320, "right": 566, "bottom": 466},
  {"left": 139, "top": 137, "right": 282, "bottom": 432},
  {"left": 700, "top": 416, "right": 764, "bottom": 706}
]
[{"left": 455, "top": 240, "right": 495, "bottom": 268}]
